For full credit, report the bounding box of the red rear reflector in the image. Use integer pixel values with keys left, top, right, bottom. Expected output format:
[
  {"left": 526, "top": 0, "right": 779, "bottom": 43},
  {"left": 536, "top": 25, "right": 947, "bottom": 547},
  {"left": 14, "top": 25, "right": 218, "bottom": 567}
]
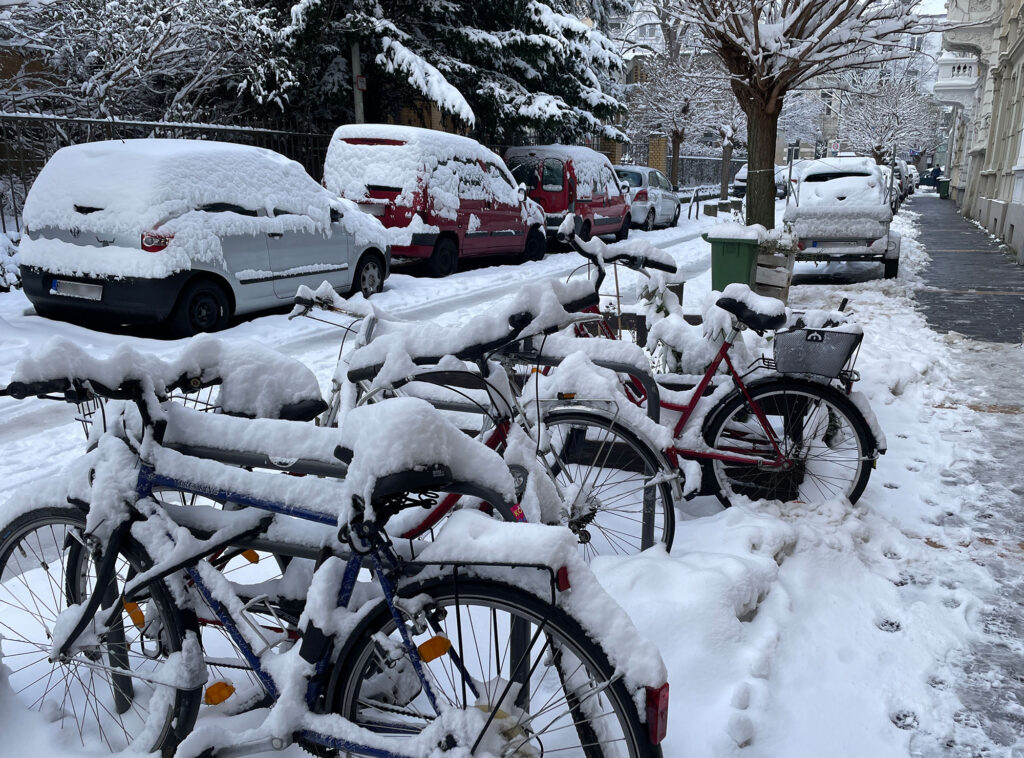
[
  {"left": 556, "top": 566, "right": 571, "bottom": 591},
  {"left": 141, "top": 231, "right": 173, "bottom": 252},
  {"left": 634, "top": 190, "right": 648, "bottom": 202},
  {"left": 646, "top": 682, "right": 669, "bottom": 744}
]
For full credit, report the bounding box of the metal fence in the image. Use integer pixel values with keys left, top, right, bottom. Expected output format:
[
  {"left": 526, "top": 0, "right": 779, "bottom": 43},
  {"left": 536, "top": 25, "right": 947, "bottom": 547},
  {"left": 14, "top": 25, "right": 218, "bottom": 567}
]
[
  {"left": 672, "top": 155, "right": 746, "bottom": 190},
  {"left": 0, "top": 111, "right": 332, "bottom": 232}
]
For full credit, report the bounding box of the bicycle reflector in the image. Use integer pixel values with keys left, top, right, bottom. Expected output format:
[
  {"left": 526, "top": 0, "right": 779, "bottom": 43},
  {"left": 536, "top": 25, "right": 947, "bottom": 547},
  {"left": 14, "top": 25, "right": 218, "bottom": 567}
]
[
  {"left": 241, "top": 549, "right": 260, "bottom": 564},
  {"left": 204, "top": 681, "right": 236, "bottom": 705},
  {"left": 417, "top": 636, "right": 451, "bottom": 662},
  {"left": 646, "top": 682, "right": 669, "bottom": 744},
  {"left": 123, "top": 601, "right": 145, "bottom": 629},
  {"left": 556, "top": 566, "right": 571, "bottom": 591}
]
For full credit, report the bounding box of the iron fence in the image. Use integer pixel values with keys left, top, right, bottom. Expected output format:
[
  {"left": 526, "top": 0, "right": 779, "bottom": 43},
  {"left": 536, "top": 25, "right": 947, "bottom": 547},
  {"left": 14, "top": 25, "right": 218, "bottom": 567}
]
[{"left": 0, "top": 110, "right": 332, "bottom": 232}]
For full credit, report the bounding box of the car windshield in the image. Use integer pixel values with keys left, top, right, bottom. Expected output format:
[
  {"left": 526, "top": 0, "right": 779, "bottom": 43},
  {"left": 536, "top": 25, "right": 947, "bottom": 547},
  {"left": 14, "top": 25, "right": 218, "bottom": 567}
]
[
  {"left": 508, "top": 157, "right": 540, "bottom": 187},
  {"left": 616, "top": 170, "right": 643, "bottom": 187}
]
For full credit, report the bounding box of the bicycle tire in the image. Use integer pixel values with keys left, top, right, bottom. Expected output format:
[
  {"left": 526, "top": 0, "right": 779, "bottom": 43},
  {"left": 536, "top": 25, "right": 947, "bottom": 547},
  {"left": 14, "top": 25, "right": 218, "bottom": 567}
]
[
  {"left": 540, "top": 409, "right": 676, "bottom": 558},
  {"left": 701, "top": 378, "right": 875, "bottom": 507},
  {"left": 0, "top": 503, "right": 201, "bottom": 756},
  {"left": 325, "top": 577, "right": 661, "bottom": 757}
]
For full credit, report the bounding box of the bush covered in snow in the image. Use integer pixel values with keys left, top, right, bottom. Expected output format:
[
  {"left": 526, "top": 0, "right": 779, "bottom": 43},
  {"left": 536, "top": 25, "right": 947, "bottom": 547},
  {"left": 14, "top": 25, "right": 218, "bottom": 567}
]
[{"left": 0, "top": 232, "right": 19, "bottom": 292}]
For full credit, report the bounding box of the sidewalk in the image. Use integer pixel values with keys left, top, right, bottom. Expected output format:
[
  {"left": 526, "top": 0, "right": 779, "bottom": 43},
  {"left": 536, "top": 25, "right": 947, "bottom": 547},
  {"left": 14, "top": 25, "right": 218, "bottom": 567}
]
[
  {"left": 913, "top": 192, "right": 1024, "bottom": 754},
  {"left": 914, "top": 194, "right": 1024, "bottom": 344}
]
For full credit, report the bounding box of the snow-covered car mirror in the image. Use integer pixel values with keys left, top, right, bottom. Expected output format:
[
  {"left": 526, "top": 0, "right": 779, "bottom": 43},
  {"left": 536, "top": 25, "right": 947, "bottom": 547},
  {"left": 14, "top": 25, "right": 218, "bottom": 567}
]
[
  {"left": 619, "top": 181, "right": 630, "bottom": 194},
  {"left": 518, "top": 182, "right": 528, "bottom": 201},
  {"left": 330, "top": 207, "right": 343, "bottom": 223}
]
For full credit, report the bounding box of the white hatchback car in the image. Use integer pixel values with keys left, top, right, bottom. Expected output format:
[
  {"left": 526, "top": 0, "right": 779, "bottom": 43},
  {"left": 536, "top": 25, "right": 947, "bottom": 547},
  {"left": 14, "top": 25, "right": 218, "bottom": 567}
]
[
  {"left": 19, "top": 140, "right": 395, "bottom": 336},
  {"left": 784, "top": 157, "right": 901, "bottom": 278},
  {"left": 614, "top": 165, "right": 680, "bottom": 230}
]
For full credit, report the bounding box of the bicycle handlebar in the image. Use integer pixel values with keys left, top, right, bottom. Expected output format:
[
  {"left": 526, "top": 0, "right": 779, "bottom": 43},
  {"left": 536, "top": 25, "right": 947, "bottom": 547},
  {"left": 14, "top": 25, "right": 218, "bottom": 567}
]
[{"left": 1, "top": 373, "right": 220, "bottom": 403}]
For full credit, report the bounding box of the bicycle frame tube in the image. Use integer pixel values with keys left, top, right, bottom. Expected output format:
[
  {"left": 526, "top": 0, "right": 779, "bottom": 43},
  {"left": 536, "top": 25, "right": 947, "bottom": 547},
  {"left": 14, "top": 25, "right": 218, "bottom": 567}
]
[{"left": 661, "top": 330, "right": 787, "bottom": 467}]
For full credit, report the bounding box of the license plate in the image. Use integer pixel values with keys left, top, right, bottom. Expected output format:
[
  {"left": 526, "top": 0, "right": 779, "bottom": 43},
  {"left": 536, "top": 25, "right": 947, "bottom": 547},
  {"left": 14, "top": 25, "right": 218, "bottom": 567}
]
[{"left": 50, "top": 279, "right": 103, "bottom": 301}]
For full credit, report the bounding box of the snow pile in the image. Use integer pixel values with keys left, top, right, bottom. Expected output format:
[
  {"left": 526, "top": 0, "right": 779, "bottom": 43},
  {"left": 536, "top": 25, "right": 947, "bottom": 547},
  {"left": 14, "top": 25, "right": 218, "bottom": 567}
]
[
  {"left": 324, "top": 124, "right": 520, "bottom": 218},
  {"left": 18, "top": 140, "right": 395, "bottom": 280},
  {"left": 0, "top": 231, "right": 18, "bottom": 291},
  {"left": 706, "top": 222, "right": 766, "bottom": 241}
]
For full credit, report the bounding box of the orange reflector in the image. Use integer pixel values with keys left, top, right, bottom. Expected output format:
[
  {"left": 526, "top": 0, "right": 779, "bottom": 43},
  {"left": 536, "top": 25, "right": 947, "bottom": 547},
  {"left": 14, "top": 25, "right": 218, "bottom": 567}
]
[
  {"left": 241, "top": 550, "right": 260, "bottom": 564},
  {"left": 417, "top": 636, "right": 451, "bottom": 663},
  {"left": 557, "top": 392, "right": 576, "bottom": 400},
  {"left": 204, "top": 681, "right": 236, "bottom": 705},
  {"left": 123, "top": 601, "right": 145, "bottom": 628}
]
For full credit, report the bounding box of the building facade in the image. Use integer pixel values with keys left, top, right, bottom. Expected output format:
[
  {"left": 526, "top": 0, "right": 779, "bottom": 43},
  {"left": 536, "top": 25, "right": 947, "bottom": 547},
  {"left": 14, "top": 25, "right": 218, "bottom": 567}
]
[{"left": 937, "top": 0, "right": 1024, "bottom": 260}]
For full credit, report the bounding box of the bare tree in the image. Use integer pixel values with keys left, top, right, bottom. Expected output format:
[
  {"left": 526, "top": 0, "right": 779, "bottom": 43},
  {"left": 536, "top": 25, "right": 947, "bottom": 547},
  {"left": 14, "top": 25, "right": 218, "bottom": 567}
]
[
  {"left": 664, "top": 0, "right": 931, "bottom": 228},
  {"left": 837, "top": 64, "right": 945, "bottom": 164},
  {"left": 626, "top": 53, "right": 720, "bottom": 187}
]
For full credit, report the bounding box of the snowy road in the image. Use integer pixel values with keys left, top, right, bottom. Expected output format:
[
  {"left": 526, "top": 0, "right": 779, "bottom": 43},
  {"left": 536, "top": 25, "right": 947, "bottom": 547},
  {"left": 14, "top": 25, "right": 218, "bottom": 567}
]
[{"left": 0, "top": 200, "right": 1017, "bottom": 757}]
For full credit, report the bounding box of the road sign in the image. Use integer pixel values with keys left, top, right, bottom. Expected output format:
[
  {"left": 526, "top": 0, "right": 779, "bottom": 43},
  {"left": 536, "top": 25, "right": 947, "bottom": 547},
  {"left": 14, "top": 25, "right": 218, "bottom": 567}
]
[
  {"left": 355, "top": 75, "right": 367, "bottom": 92},
  {"left": 829, "top": 140, "right": 841, "bottom": 152}
]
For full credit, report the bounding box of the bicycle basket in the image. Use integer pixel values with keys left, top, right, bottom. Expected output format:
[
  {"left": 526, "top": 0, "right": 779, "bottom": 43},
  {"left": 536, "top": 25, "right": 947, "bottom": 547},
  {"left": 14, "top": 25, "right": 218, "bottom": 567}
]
[
  {"left": 771, "top": 328, "right": 863, "bottom": 378},
  {"left": 74, "top": 386, "right": 220, "bottom": 440}
]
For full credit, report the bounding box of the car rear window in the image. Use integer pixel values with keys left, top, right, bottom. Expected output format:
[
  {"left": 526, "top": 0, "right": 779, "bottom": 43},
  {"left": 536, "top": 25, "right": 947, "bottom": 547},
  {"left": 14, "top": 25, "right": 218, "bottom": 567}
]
[
  {"left": 616, "top": 170, "right": 643, "bottom": 187},
  {"left": 803, "top": 171, "right": 872, "bottom": 183}
]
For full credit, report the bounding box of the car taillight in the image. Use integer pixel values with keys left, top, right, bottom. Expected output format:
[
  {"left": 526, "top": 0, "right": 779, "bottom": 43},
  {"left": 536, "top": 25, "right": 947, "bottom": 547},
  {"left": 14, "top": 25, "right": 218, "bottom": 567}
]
[
  {"left": 646, "top": 682, "right": 669, "bottom": 745},
  {"left": 634, "top": 190, "right": 648, "bottom": 202},
  {"left": 141, "top": 231, "right": 173, "bottom": 252}
]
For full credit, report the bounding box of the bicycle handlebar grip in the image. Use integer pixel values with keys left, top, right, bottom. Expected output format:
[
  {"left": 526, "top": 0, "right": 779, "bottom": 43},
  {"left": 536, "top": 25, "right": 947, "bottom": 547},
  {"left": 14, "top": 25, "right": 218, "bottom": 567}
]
[
  {"left": 293, "top": 295, "right": 315, "bottom": 309},
  {"left": 644, "top": 258, "right": 677, "bottom": 274},
  {"left": 3, "top": 378, "right": 71, "bottom": 399}
]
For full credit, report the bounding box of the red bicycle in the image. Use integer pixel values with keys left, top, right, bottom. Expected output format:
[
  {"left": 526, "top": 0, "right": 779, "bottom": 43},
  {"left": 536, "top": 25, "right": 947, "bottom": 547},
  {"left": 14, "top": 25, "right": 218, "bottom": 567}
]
[{"left": 560, "top": 228, "right": 885, "bottom": 507}]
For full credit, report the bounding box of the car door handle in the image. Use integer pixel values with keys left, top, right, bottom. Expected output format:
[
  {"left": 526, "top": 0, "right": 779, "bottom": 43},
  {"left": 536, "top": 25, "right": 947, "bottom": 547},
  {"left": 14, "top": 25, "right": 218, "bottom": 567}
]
[{"left": 268, "top": 233, "right": 283, "bottom": 239}]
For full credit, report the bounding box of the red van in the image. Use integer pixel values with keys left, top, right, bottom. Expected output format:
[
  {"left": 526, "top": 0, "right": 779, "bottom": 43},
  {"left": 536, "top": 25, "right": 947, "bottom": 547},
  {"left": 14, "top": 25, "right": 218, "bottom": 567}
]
[
  {"left": 324, "top": 124, "right": 546, "bottom": 277},
  {"left": 505, "top": 145, "right": 631, "bottom": 241}
]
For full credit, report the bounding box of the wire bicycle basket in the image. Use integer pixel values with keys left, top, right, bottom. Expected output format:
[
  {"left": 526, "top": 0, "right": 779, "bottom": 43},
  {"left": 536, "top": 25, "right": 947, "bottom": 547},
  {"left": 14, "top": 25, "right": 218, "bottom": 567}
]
[
  {"left": 765, "top": 327, "right": 863, "bottom": 379},
  {"left": 75, "top": 385, "right": 220, "bottom": 440}
]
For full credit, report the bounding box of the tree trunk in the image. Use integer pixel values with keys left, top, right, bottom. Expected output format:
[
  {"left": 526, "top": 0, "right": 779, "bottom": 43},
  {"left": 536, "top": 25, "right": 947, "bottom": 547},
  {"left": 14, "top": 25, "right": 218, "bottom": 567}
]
[
  {"left": 669, "top": 131, "right": 683, "bottom": 188},
  {"left": 745, "top": 105, "right": 779, "bottom": 229},
  {"left": 720, "top": 141, "right": 734, "bottom": 200}
]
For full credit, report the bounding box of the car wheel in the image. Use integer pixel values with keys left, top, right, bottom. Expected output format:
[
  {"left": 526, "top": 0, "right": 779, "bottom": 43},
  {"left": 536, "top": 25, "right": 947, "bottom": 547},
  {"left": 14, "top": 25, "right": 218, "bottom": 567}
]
[
  {"left": 670, "top": 205, "right": 681, "bottom": 226},
  {"left": 579, "top": 220, "right": 593, "bottom": 242},
  {"left": 350, "top": 253, "right": 385, "bottom": 298},
  {"left": 615, "top": 215, "right": 630, "bottom": 241},
  {"left": 428, "top": 237, "right": 458, "bottom": 277},
  {"left": 523, "top": 229, "right": 546, "bottom": 262},
  {"left": 642, "top": 209, "right": 656, "bottom": 232},
  {"left": 883, "top": 258, "right": 899, "bottom": 279},
  {"left": 169, "top": 279, "right": 231, "bottom": 337}
]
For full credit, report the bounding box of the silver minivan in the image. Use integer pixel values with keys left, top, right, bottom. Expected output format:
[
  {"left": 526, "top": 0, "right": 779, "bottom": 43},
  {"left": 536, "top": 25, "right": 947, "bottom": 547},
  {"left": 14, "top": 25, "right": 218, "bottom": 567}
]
[
  {"left": 18, "top": 139, "right": 393, "bottom": 336},
  {"left": 613, "top": 165, "right": 680, "bottom": 230}
]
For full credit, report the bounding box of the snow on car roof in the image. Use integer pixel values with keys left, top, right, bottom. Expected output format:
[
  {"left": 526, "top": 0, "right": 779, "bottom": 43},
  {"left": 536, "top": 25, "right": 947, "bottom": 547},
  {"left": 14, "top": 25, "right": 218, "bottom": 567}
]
[
  {"left": 798, "top": 156, "right": 879, "bottom": 179},
  {"left": 23, "top": 139, "right": 334, "bottom": 238},
  {"left": 505, "top": 143, "right": 613, "bottom": 170},
  {"left": 323, "top": 123, "right": 508, "bottom": 201}
]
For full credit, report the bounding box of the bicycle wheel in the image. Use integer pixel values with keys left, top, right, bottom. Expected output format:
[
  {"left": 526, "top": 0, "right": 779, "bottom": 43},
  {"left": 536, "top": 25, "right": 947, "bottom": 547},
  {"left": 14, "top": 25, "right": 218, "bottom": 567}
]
[
  {"left": 327, "top": 577, "right": 660, "bottom": 757},
  {"left": 539, "top": 409, "right": 675, "bottom": 559},
  {"left": 702, "top": 379, "right": 875, "bottom": 506},
  {"left": 0, "top": 503, "right": 201, "bottom": 756}
]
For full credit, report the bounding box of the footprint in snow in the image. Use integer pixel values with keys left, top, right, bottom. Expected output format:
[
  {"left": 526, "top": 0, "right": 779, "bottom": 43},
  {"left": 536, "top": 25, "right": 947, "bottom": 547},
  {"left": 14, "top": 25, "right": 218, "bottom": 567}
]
[
  {"left": 883, "top": 482, "right": 900, "bottom": 489},
  {"left": 890, "top": 711, "right": 919, "bottom": 730},
  {"left": 877, "top": 619, "right": 903, "bottom": 632}
]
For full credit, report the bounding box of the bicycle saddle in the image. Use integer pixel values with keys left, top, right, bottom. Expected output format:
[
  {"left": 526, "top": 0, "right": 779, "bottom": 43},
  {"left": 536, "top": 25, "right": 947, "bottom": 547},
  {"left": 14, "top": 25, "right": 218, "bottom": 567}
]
[{"left": 715, "top": 296, "right": 787, "bottom": 332}]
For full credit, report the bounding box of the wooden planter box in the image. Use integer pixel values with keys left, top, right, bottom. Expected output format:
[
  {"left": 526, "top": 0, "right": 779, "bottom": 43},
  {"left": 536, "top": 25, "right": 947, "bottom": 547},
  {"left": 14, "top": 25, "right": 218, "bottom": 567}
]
[{"left": 754, "top": 248, "right": 797, "bottom": 303}]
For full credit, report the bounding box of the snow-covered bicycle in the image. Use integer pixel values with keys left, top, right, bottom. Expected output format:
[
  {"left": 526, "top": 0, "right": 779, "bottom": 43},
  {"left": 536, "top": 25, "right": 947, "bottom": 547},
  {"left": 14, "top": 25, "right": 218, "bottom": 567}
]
[{"left": 0, "top": 350, "right": 670, "bottom": 757}]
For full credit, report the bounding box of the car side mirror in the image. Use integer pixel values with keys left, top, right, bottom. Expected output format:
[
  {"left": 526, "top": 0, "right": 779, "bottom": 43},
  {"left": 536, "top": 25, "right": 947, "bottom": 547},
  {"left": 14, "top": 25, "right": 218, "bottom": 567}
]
[
  {"left": 517, "top": 182, "right": 529, "bottom": 201},
  {"left": 673, "top": 184, "right": 679, "bottom": 192},
  {"left": 619, "top": 181, "right": 630, "bottom": 194},
  {"left": 330, "top": 208, "right": 343, "bottom": 223}
]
